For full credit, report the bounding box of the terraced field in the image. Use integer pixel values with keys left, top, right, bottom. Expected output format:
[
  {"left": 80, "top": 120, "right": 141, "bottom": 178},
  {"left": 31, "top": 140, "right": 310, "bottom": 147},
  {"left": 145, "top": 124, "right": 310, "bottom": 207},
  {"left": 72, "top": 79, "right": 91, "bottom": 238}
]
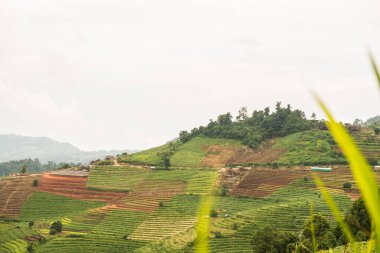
[
  {"left": 1, "top": 147, "right": 378, "bottom": 252},
  {"left": 351, "top": 129, "right": 380, "bottom": 163},
  {"left": 39, "top": 173, "right": 127, "bottom": 202},
  {"left": 170, "top": 137, "right": 241, "bottom": 167},
  {"left": 0, "top": 175, "right": 40, "bottom": 217},
  {"left": 86, "top": 166, "right": 150, "bottom": 192}
]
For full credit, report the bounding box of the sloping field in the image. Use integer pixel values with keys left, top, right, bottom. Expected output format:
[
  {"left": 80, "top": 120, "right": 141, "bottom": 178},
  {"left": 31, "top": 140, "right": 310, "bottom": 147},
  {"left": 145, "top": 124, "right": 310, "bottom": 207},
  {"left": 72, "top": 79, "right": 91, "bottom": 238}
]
[
  {"left": 39, "top": 173, "right": 127, "bottom": 202},
  {"left": 230, "top": 167, "right": 309, "bottom": 197},
  {"left": 351, "top": 129, "right": 380, "bottom": 162},
  {"left": 170, "top": 137, "right": 241, "bottom": 167},
  {"left": 118, "top": 180, "right": 187, "bottom": 212},
  {"left": 20, "top": 192, "right": 105, "bottom": 221},
  {"left": 0, "top": 175, "right": 40, "bottom": 217},
  {"left": 118, "top": 144, "right": 169, "bottom": 166},
  {"left": 0, "top": 221, "right": 37, "bottom": 253},
  {"left": 200, "top": 145, "right": 241, "bottom": 167},
  {"left": 87, "top": 166, "right": 150, "bottom": 192},
  {"left": 226, "top": 140, "right": 286, "bottom": 165}
]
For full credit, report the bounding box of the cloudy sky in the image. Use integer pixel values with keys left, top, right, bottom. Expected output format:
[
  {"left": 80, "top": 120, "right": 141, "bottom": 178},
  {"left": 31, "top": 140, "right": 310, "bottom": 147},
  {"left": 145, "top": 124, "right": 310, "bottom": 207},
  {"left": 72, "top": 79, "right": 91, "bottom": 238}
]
[{"left": 0, "top": 0, "right": 379, "bottom": 151}]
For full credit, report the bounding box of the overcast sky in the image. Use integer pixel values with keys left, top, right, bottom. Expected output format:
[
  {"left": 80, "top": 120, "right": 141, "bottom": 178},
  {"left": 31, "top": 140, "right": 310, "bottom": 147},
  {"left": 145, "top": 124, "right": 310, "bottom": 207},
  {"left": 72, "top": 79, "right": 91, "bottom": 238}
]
[{"left": 0, "top": 0, "right": 379, "bottom": 151}]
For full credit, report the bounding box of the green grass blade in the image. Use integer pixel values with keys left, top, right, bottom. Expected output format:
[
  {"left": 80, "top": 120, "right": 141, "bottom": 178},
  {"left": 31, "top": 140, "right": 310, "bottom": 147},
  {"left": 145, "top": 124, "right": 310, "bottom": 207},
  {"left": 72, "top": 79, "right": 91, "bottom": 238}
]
[
  {"left": 312, "top": 174, "right": 356, "bottom": 248},
  {"left": 369, "top": 53, "right": 380, "bottom": 88},
  {"left": 314, "top": 95, "right": 380, "bottom": 252},
  {"left": 195, "top": 194, "right": 213, "bottom": 253}
]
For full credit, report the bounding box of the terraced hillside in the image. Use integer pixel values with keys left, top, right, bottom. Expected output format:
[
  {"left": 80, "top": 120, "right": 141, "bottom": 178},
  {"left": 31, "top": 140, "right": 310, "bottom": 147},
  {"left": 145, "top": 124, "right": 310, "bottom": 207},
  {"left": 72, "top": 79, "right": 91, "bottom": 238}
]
[
  {"left": 0, "top": 126, "right": 378, "bottom": 253},
  {"left": 0, "top": 174, "right": 40, "bottom": 217}
]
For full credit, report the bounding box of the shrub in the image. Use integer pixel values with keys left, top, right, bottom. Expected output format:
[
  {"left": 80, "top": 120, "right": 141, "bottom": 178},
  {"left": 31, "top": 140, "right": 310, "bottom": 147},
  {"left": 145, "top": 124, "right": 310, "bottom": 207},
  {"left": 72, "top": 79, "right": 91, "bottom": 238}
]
[
  {"left": 159, "top": 201, "right": 164, "bottom": 207},
  {"left": 32, "top": 179, "right": 39, "bottom": 187},
  {"left": 343, "top": 182, "right": 352, "bottom": 189},
  {"left": 212, "top": 231, "right": 222, "bottom": 238},
  {"left": 28, "top": 221, "right": 34, "bottom": 228},
  {"left": 210, "top": 209, "right": 218, "bottom": 218},
  {"left": 49, "top": 221, "right": 63, "bottom": 235},
  {"left": 27, "top": 244, "right": 34, "bottom": 253}
]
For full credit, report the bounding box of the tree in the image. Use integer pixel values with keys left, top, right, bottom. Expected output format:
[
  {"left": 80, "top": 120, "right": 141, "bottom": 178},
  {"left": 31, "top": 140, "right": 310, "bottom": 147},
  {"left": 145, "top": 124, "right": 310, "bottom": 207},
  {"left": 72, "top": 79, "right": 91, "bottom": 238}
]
[
  {"left": 20, "top": 165, "right": 27, "bottom": 174},
  {"left": 311, "top": 113, "right": 316, "bottom": 120},
  {"left": 49, "top": 221, "right": 63, "bottom": 235},
  {"left": 251, "top": 226, "right": 297, "bottom": 253},
  {"left": 301, "top": 214, "right": 336, "bottom": 250},
  {"left": 162, "top": 155, "right": 171, "bottom": 169},
  {"left": 28, "top": 221, "right": 34, "bottom": 228},
  {"left": 236, "top": 106, "right": 248, "bottom": 121}
]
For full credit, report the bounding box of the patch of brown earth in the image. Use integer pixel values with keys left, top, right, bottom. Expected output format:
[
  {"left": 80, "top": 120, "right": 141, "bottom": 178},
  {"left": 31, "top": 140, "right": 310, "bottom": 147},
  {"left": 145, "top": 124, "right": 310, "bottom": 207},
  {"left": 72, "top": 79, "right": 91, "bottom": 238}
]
[
  {"left": 200, "top": 145, "right": 241, "bottom": 168},
  {"left": 230, "top": 167, "right": 309, "bottom": 197},
  {"left": 38, "top": 173, "right": 126, "bottom": 203},
  {"left": 0, "top": 174, "right": 40, "bottom": 217},
  {"left": 226, "top": 140, "right": 287, "bottom": 165}
]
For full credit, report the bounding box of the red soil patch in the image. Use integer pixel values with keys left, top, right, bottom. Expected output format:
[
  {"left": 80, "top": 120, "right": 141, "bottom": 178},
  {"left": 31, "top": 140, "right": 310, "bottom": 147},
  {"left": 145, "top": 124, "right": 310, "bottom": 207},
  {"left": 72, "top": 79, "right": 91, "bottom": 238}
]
[
  {"left": 200, "top": 145, "right": 241, "bottom": 168},
  {"left": 230, "top": 167, "right": 309, "bottom": 197},
  {"left": 0, "top": 175, "right": 40, "bottom": 217},
  {"left": 38, "top": 174, "right": 126, "bottom": 203},
  {"left": 226, "top": 141, "right": 286, "bottom": 165}
]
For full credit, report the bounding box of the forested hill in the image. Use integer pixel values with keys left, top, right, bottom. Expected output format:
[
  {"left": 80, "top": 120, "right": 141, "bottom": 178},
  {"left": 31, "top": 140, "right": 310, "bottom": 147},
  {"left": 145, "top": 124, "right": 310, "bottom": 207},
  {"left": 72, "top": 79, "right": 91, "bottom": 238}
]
[{"left": 178, "top": 102, "right": 322, "bottom": 148}]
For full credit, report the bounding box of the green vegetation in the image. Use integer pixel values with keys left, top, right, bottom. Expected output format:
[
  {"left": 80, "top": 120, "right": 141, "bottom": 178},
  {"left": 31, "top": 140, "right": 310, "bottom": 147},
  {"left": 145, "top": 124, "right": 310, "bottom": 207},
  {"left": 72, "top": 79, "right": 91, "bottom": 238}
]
[
  {"left": 20, "top": 192, "right": 104, "bottom": 221},
  {"left": 118, "top": 144, "right": 169, "bottom": 165},
  {"left": 0, "top": 221, "right": 37, "bottom": 253},
  {"left": 171, "top": 137, "right": 241, "bottom": 167},
  {"left": 179, "top": 102, "right": 318, "bottom": 149},
  {"left": 274, "top": 130, "right": 345, "bottom": 165},
  {"left": 87, "top": 166, "right": 150, "bottom": 192},
  {"left": 0, "top": 158, "right": 71, "bottom": 177}
]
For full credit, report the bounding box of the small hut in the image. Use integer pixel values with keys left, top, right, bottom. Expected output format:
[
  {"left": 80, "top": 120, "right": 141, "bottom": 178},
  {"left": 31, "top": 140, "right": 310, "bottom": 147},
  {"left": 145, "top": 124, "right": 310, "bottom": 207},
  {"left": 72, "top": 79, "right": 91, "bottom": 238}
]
[{"left": 311, "top": 167, "right": 332, "bottom": 172}]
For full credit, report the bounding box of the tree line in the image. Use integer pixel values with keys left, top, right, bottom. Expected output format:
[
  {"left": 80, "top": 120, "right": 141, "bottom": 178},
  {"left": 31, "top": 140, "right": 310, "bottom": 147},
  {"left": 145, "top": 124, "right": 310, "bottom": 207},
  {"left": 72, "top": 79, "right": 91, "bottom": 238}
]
[
  {"left": 0, "top": 158, "right": 73, "bottom": 176},
  {"left": 179, "top": 102, "right": 322, "bottom": 148}
]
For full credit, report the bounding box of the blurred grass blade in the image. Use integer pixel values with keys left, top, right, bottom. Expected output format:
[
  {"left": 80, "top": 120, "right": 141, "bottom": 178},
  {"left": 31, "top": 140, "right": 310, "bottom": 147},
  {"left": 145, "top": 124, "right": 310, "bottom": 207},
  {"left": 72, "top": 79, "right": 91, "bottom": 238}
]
[
  {"left": 314, "top": 95, "right": 380, "bottom": 252},
  {"left": 312, "top": 174, "right": 356, "bottom": 250},
  {"left": 310, "top": 202, "right": 317, "bottom": 253},
  {"left": 195, "top": 195, "right": 213, "bottom": 253},
  {"left": 369, "top": 53, "right": 380, "bottom": 88}
]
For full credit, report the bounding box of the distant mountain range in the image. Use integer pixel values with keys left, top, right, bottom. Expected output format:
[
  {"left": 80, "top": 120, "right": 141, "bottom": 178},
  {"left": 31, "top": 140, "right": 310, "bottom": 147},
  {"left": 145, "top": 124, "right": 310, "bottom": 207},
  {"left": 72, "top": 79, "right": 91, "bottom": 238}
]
[{"left": 0, "top": 134, "right": 137, "bottom": 164}]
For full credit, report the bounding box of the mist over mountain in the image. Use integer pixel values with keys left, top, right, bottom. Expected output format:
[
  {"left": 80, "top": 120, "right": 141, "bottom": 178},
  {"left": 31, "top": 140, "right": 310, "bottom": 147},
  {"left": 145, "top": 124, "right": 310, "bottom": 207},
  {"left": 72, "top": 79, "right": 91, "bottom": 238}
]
[{"left": 0, "top": 134, "right": 136, "bottom": 163}]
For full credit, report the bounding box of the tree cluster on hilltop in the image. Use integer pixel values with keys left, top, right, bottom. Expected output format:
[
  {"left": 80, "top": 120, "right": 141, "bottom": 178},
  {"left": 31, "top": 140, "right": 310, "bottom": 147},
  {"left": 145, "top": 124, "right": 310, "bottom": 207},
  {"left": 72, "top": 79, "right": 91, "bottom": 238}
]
[{"left": 179, "top": 102, "right": 321, "bottom": 148}]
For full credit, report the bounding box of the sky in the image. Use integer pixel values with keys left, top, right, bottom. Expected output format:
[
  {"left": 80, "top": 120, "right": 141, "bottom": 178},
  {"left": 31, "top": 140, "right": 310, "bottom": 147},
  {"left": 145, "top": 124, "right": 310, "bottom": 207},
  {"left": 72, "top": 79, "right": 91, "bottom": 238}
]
[{"left": 0, "top": 0, "right": 379, "bottom": 151}]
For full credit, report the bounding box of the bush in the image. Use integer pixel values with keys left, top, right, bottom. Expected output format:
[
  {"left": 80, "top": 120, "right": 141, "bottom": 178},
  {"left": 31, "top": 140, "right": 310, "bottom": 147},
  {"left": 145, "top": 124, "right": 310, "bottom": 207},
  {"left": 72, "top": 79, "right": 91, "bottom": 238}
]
[
  {"left": 343, "top": 182, "right": 352, "bottom": 189},
  {"left": 212, "top": 231, "right": 222, "bottom": 238},
  {"left": 27, "top": 244, "right": 34, "bottom": 253},
  {"left": 97, "top": 160, "right": 114, "bottom": 166},
  {"left": 49, "top": 221, "right": 63, "bottom": 235},
  {"left": 210, "top": 209, "right": 218, "bottom": 218},
  {"left": 159, "top": 201, "right": 164, "bottom": 207},
  {"left": 32, "top": 179, "right": 39, "bottom": 187},
  {"left": 367, "top": 158, "right": 378, "bottom": 166},
  {"left": 28, "top": 221, "right": 34, "bottom": 228}
]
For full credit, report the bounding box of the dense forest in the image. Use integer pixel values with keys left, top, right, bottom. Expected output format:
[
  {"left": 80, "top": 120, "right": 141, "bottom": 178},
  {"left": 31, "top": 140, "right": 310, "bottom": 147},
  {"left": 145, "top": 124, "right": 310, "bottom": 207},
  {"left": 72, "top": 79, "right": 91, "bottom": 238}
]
[
  {"left": 0, "top": 158, "right": 72, "bottom": 177},
  {"left": 179, "top": 102, "right": 322, "bottom": 148}
]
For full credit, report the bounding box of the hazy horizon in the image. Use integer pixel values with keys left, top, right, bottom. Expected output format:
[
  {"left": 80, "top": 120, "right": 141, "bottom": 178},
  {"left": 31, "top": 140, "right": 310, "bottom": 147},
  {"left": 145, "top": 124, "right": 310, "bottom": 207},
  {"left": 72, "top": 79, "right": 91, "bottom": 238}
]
[{"left": 1, "top": 0, "right": 379, "bottom": 150}]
